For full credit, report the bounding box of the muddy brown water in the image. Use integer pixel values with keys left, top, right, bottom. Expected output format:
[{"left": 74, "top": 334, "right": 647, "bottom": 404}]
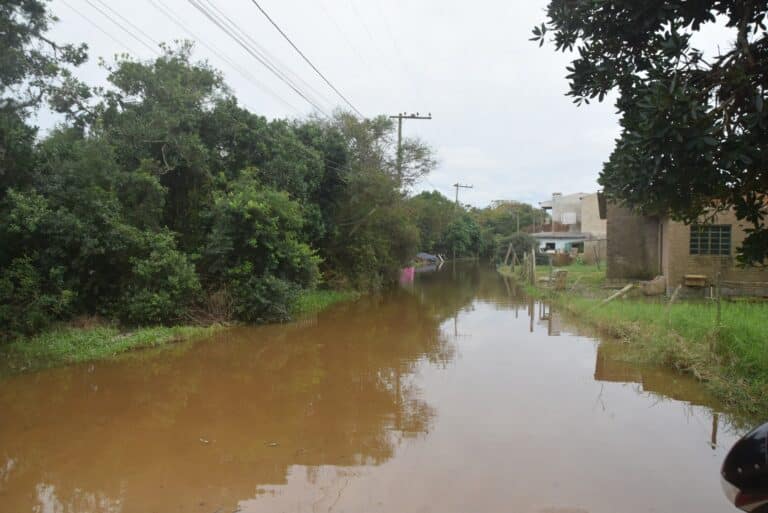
[{"left": 0, "top": 263, "right": 748, "bottom": 513}]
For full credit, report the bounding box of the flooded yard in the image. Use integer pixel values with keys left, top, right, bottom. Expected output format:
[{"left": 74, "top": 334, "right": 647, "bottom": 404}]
[{"left": 0, "top": 263, "right": 745, "bottom": 513}]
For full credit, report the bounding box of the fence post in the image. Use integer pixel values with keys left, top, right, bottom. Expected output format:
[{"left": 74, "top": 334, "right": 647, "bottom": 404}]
[{"left": 711, "top": 272, "right": 722, "bottom": 359}]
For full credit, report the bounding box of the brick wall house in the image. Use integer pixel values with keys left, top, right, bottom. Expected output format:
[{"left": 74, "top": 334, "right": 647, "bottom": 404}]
[{"left": 605, "top": 204, "right": 768, "bottom": 297}]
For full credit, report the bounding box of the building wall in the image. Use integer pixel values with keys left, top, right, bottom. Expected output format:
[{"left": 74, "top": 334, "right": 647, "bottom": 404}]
[
  {"left": 606, "top": 204, "right": 660, "bottom": 280},
  {"left": 580, "top": 193, "right": 607, "bottom": 238},
  {"left": 661, "top": 210, "right": 768, "bottom": 296},
  {"left": 550, "top": 192, "right": 586, "bottom": 232},
  {"left": 535, "top": 237, "right": 583, "bottom": 251}
]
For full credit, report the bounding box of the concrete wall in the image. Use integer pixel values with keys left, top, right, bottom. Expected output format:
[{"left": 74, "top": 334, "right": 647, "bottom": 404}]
[
  {"left": 606, "top": 204, "right": 660, "bottom": 280},
  {"left": 661, "top": 210, "right": 768, "bottom": 296},
  {"left": 550, "top": 192, "right": 586, "bottom": 231},
  {"left": 580, "top": 193, "right": 607, "bottom": 238},
  {"left": 583, "top": 239, "right": 607, "bottom": 265}
]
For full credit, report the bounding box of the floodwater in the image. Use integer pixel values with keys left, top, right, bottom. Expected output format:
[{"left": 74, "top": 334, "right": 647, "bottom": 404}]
[{"left": 0, "top": 263, "right": 748, "bottom": 513}]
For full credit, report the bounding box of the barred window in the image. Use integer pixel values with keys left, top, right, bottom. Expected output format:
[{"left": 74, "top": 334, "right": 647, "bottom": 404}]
[{"left": 690, "top": 225, "right": 731, "bottom": 256}]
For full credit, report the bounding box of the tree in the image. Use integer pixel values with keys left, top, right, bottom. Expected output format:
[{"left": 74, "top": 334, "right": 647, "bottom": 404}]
[
  {"left": 99, "top": 42, "right": 225, "bottom": 250},
  {"left": 0, "top": 25, "right": 439, "bottom": 337},
  {"left": 495, "top": 233, "right": 537, "bottom": 262},
  {"left": 409, "top": 191, "right": 455, "bottom": 253},
  {"left": 437, "top": 213, "right": 481, "bottom": 258},
  {"left": 0, "top": 0, "right": 88, "bottom": 193},
  {"left": 533, "top": 1, "right": 768, "bottom": 264},
  {"left": 204, "top": 169, "right": 320, "bottom": 321}
]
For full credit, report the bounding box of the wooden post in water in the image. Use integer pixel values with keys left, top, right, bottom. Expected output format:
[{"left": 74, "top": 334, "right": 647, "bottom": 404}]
[
  {"left": 504, "top": 243, "right": 513, "bottom": 266},
  {"left": 530, "top": 249, "right": 536, "bottom": 286}
]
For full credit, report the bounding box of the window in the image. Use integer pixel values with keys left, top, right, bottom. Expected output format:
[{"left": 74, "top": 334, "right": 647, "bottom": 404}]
[{"left": 690, "top": 225, "right": 731, "bottom": 256}]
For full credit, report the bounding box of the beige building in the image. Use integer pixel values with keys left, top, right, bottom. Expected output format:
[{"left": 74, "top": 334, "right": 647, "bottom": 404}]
[
  {"left": 605, "top": 204, "right": 768, "bottom": 296},
  {"left": 535, "top": 192, "right": 607, "bottom": 264},
  {"left": 580, "top": 193, "right": 606, "bottom": 239}
]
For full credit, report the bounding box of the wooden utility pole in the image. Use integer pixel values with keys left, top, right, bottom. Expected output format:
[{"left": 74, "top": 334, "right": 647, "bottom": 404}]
[
  {"left": 453, "top": 183, "right": 473, "bottom": 206},
  {"left": 451, "top": 182, "right": 473, "bottom": 262},
  {"left": 389, "top": 112, "right": 432, "bottom": 184}
]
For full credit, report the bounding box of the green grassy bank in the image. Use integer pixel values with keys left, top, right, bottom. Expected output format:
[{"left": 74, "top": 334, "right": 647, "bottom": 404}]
[
  {"left": 561, "top": 297, "right": 768, "bottom": 417},
  {"left": 499, "top": 263, "right": 768, "bottom": 417},
  {"left": 291, "top": 289, "right": 360, "bottom": 316},
  {"left": 1, "top": 288, "right": 359, "bottom": 376},
  {"left": 0, "top": 325, "right": 220, "bottom": 375}
]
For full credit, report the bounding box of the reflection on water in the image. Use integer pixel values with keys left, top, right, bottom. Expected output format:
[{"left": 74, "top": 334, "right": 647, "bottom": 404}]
[{"left": 0, "top": 263, "right": 749, "bottom": 513}]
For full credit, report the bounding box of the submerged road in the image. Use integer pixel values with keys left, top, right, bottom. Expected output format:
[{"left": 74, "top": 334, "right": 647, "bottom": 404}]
[{"left": 0, "top": 263, "right": 743, "bottom": 512}]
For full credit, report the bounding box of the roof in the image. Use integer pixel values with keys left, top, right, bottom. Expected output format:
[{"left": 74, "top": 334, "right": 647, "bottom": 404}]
[
  {"left": 531, "top": 232, "right": 589, "bottom": 240},
  {"left": 539, "top": 192, "right": 590, "bottom": 210}
]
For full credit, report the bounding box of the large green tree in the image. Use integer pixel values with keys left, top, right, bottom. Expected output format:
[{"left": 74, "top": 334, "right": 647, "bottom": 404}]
[
  {"left": 408, "top": 190, "right": 455, "bottom": 253},
  {"left": 534, "top": 1, "right": 768, "bottom": 264},
  {"left": 0, "top": 0, "right": 88, "bottom": 193}
]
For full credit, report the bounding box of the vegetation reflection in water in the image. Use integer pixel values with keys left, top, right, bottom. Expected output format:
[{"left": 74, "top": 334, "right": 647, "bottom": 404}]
[{"left": 0, "top": 263, "right": 746, "bottom": 513}]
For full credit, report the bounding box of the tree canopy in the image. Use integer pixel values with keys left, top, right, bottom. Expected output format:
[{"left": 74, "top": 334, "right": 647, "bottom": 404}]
[
  {"left": 0, "top": 1, "right": 440, "bottom": 338},
  {"left": 533, "top": 0, "right": 768, "bottom": 264}
]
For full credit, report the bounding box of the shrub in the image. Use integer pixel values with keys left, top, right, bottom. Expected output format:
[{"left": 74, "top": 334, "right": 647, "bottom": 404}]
[
  {"left": 119, "top": 232, "right": 201, "bottom": 325},
  {"left": 226, "top": 264, "right": 300, "bottom": 323},
  {"left": 0, "top": 256, "right": 74, "bottom": 338}
]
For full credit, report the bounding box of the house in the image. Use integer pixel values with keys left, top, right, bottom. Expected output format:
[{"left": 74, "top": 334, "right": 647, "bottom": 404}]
[
  {"left": 533, "top": 192, "right": 607, "bottom": 262},
  {"left": 604, "top": 203, "right": 768, "bottom": 297}
]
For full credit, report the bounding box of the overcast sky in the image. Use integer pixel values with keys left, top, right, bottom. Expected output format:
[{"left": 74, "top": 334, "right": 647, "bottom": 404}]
[{"left": 42, "top": 1, "right": 727, "bottom": 207}]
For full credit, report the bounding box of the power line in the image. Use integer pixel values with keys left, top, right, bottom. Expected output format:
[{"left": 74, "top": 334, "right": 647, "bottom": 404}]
[
  {"left": 92, "top": 0, "right": 160, "bottom": 48},
  {"left": 137, "top": 1, "right": 354, "bottom": 173},
  {"left": 82, "top": 0, "right": 159, "bottom": 55},
  {"left": 247, "top": 0, "right": 364, "bottom": 118},
  {"left": 189, "top": 0, "right": 327, "bottom": 114},
  {"left": 58, "top": 0, "right": 133, "bottom": 53},
  {"left": 62, "top": 0, "right": 357, "bottom": 180},
  {"left": 187, "top": 0, "right": 331, "bottom": 117},
  {"left": 371, "top": 0, "right": 433, "bottom": 111},
  {"left": 202, "top": 0, "right": 334, "bottom": 111},
  {"left": 145, "top": 0, "right": 302, "bottom": 115},
  {"left": 316, "top": 0, "right": 372, "bottom": 73}
]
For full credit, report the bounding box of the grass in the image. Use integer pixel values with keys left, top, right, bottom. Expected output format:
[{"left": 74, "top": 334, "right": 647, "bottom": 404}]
[
  {"left": 292, "top": 289, "right": 360, "bottom": 316},
  {"left": 0, "top": 325, "right": 221, "bottom": 375}
]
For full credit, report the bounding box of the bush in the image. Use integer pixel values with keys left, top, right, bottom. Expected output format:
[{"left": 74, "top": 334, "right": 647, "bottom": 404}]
[
  {"left": 203, "top": 172, "right": 320, "bottom": 321},
  {"left": 0, "top": 256, "right": 74, "bottom": 338},
  {"left": 226, "top": 265, "right": 300, "bottom": 323},
  {"left": 119, "top": 232, "right": 201, "bottom": 325}
]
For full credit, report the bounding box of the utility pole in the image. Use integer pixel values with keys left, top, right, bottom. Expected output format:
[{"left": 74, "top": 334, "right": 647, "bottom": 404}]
[
  {"left": 452, "top": 183, "right": 474, "bottom": 262},
  {"left": 389, "top": 112, "right": 432, "bottom": 184},
  {"left": 453, "top": 182, "right": 473, "bottom": 206}
]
